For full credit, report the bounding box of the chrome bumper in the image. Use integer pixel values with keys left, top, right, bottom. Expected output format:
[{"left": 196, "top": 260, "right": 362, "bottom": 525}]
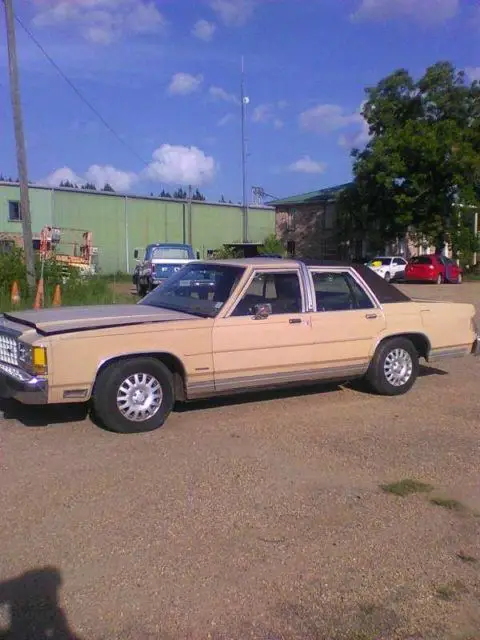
[{"left": 0, "top": 362, "right": 48, "bottom": 404}]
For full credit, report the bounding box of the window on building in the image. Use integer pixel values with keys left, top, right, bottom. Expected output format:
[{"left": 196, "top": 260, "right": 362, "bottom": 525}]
[
  {"left": 286, "top": 240, "right": 296, "bottom": 257},
  {"left": 310, "top": 271, "right": 374, "bottom": 312},
  {"left": 8, "top": 200, "right": 21, "bottom": 222},
  {"left": 286, "top": 208, "right": 296, "bottom": 232}
]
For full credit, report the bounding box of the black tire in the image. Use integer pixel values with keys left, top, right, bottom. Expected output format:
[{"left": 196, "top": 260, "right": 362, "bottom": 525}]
[
  {"left": 366, "top": 337, "right": 419, "bottom": 396},
  {"left": 92, "top": 358, "right": 174, "bottom": 433}
]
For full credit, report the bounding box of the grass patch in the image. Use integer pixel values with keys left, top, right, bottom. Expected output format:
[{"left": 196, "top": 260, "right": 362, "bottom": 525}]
[
  {"left": 0, "top": 276, "right": 133, "bottom": 312},
  {"left": 380, "top": 479, "right": 434, "bottom": 497},
  {"left": 430, "top": 497, "right": 466, "bottom": 512},
  {"left": 435, "top": 581, "right": 467, "bottom": 601},
  {"left": 456, "top": 551, "right": 477, "bottom": 564}
]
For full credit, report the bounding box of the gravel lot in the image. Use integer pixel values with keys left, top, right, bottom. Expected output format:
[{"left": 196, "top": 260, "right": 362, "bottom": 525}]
[{"left": 1, "top": 282, "right": 479, "bottom": 640}]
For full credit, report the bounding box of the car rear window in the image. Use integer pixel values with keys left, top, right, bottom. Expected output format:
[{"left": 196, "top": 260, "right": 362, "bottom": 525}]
[{"left": 409, "top": 256, "right": 432, "bottom": 265}]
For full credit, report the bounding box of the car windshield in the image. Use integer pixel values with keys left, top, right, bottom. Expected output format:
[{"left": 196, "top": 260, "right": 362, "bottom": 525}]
[
  {"left": 368, "top": 258, "right": 391, "bottom": 266},
  {"left": 139, "top": 263, "right": 245, "bottom": 317},
  {"left": 409, "top": 256, "right": 432, "bottom": 265},
  {"left": 151, "top": 246, "right": 190, "bottom": 260}
]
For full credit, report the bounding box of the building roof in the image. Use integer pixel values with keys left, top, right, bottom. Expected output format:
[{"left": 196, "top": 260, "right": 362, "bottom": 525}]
[
  {"left": 267, "top": 183, "right": 351, "bottom": 207},
  {"left": 0, "top": 181, "right": 274, "bottom": 211}
]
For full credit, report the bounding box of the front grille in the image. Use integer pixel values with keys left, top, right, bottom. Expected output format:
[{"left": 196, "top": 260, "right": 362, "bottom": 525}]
[{"left": 0, "top": 333, "right": 19, "bottom": 366}]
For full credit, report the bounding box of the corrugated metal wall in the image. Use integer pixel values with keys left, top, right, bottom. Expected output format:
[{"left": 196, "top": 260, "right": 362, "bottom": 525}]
[{"left": 0, "top": 184, "right": 275, "bottom": 273}]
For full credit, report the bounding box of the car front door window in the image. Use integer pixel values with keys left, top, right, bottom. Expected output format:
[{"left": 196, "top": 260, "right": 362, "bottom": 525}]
[{"left": 231, "top": 271, "right": 303, "bottom": 316}]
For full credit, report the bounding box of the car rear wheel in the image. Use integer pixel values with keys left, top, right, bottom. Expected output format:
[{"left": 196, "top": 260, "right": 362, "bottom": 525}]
[
  {"left": 366, "top": 337, "right": 419, "bottom": 396},
  {"left": 92, "top": 357, "right": 174, "bottom": 433}
]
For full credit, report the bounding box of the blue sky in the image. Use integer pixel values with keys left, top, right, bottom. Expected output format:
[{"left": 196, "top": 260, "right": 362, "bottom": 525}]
[{"left": 0, "top": 0, "right": 478, "bottom": 202}]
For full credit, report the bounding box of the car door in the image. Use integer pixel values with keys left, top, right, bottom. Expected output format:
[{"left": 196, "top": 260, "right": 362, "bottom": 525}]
[
  {"left": 392, "top": 257, "right": 407, "bottom": 280},
  {"left": 307, "top": 268, "right": 386, "bottom": 378},
  {"left": 212, "top": 269, "right": 314, "bottom": 392}
]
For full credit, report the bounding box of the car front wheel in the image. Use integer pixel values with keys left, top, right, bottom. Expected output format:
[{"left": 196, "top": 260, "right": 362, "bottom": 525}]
[
  {"left": 92, "top": 357, "right": 174, "bottom": 433},
  {"left": 366, "top": 337, "right": 419, "bottom": 396}
]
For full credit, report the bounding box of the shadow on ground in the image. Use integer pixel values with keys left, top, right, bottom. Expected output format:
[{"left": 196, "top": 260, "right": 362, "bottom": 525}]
[
  {"left": 0, "top": 567, "right": 81, "bottom": 640},
  {"left": 0, "top": 365, "right": 448, "bottom": 429}
]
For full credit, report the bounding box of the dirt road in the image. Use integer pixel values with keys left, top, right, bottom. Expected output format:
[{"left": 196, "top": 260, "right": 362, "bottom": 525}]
[{"left": 1, "top": 283, "right": 479, "bottom": 639}]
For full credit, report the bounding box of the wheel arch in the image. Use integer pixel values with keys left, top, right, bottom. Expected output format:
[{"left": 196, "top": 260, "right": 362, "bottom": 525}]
[
  {"left": 93, "top": 351, "right": 188, "bottom": 401},
  {"left": 374, "top": 332, "right": 431, "bottom": 361}
]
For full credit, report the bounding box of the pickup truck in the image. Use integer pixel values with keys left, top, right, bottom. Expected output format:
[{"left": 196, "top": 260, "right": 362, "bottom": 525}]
[
  {"left": 132, "top": 243, "right": 198, "bottom": 296},
  {"left": 0, "top": 258, "right": 478, "bottom": 434}
]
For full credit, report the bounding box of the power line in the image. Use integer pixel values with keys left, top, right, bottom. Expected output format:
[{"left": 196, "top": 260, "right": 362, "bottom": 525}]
[{"left": 11, "top": 8, "right": 150, "bottom": 168}]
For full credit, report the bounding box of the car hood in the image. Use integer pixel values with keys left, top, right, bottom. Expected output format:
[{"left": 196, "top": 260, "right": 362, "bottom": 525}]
[{"left": 3, "top": 304, "right": 198, "bottom": 336}]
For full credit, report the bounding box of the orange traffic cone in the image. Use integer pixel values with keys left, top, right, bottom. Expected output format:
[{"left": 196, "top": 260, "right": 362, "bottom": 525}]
[
  {"left": 52, "top": 284, "right": 62, "bottom": 307},
  {"left": 11, "top": 281, "right": 20, "bottom": 306},
  {"left": 33, "top": 278, "right": 44, "bottom": 310}
]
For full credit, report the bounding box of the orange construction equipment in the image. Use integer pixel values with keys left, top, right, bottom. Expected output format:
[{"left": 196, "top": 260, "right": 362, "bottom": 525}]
[
  {"left": 33, "top": 278, "right": 44, "bottom": 310},
  {"left": 11, "top": 281, "right": 20, "bottom": 305},
  {"left": 52, "top": 284, "right": 62, "bottom": 307}
]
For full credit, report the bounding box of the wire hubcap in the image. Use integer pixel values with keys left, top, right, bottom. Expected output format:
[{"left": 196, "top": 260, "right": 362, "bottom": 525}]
[
  {"left": 116, "top": 373, "right": 163, "bottom": 422},
  {"left": 384, "top": 348, "right": 413, "bottom": 387}
]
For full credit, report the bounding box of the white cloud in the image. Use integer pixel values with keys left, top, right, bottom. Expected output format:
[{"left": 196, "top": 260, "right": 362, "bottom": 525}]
[
  {"left": 209, "top": 0, "right": 255, "bottom": 26},
  {"left": 85, "top": 165, "right": 137, "bottom": 191},
  {"left": 192, "top": 19, "right": 216, "bottom": 41},
  {"left": 252, "top": 102, "right": 285, "bottom": 128},
  {"left": 299, "top": 104, "right": 362, "bottom": 134},
  {"left": 465, "top": 66, "right": 480, "bottom": 82},
  {"left": 44, "top": 164, "right": 137, "bottom": 191},
  {"left": 44, "top": 166, "right": 84, "bottom": 187},
  {"left": 208, "top": 85, "right": 239, "bottom": 104},
  {"left": 145, "top": 144, "right": 216, "bottom": 186},
  {"left": 167, "top": 73, "right": 204, "bottom": 96},
  {"left": 217, "top": 113, "right": 235, "bottom": 126},
  {"left": 288, "top": 156, "right": 327, "bottom": 175},
  {"left": 32, "top": 0, "right": 166, "bottom": 44},
  {"left": 351, "top": 0, "right": 459, "bottom": 23}
]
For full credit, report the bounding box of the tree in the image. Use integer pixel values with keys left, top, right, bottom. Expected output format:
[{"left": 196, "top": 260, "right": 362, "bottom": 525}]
[
  {"left": 219, "top": 195, "right": 226, "bottom": 203},
  {"left": 341, "top": 61, "right": 480, "bottom": 254},
  {"left": 102, "top": 183, "right": 115, "bottom": 192},
  {"left": 259, "top": 233, "right": 286, "bottom": 256},
  {"left": 59, "top": 179, "right": 78, "bottom": 189},
  {"left": 160, "top": 189, "right": 172, "bottom": 198},
  {"left": 82, "top": 182, "right": 97, "bottom": 191},
  {"left": 192, "top": 188, "right": 206, "bottom": 201},
  {"left": 173, "top": 187, "right": 187, "bottom": 199}
]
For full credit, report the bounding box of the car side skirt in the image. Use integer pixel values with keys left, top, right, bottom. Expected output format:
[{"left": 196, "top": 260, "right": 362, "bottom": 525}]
[
  {"left": 428, "top": 344, "right": 473, "bottom": 362},
  {"left": 186, "top": 362, "right": 369, "bottom": 400}
]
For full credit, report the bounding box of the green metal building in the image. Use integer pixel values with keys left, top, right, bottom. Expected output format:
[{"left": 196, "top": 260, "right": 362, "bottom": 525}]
[{"left": 0, "top": 182, "right": 275, "bottom": 273}]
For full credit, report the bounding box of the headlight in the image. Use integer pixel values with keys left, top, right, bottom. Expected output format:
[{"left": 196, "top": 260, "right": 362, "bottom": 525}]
[{"left": 18, "top": 342, "right": 48, "bottom": 376}]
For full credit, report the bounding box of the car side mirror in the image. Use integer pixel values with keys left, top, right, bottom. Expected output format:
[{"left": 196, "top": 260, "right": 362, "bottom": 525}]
[{"left": 253, "top": 303, "right": 272, "bottom": 320}]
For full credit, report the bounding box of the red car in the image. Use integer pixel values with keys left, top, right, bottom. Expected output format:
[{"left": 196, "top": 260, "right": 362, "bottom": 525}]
[{"left": 404, "top": 255, "right": 463, "bottom": 284}]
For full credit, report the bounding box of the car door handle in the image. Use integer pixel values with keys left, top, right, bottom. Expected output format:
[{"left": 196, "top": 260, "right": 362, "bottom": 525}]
[
  {"left": 365, "top": 313, "right": 377, "bottom": 320},
  {"left": 289, "top": 318, "right": 302, "bottom": 324}
]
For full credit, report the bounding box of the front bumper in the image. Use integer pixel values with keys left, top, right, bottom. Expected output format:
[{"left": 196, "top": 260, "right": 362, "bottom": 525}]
[{"left": 0, "top": 362, "right": 48, "bottom": 405}]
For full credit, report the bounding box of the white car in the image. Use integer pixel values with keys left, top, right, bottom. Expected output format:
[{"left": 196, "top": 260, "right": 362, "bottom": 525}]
[{"left": 366, "top": 256, "right": 407, "bottom": 282}]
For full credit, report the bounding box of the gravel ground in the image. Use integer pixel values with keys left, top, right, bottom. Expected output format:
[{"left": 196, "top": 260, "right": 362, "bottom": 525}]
[{"left": 0, "top": 282, "right": 479, "bottom": 640}]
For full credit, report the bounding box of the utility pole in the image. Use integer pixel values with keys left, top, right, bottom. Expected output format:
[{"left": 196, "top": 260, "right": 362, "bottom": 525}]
[
  {"left": 4, "top": 0, "right": 35, "bottom": 288},
  {"left": 240, "top": 56, "right": 249, "bottom": 244}
]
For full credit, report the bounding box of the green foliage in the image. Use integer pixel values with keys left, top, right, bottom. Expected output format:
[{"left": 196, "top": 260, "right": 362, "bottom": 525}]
[
  {"left": 102, "top": 183, "right": 115, "bottom": 192},
  {"left": 341, "top": 61, "right": 480, "bottom": 252},
  {"left": 210, "top": 245, "right": 242, "bottom": 259},
  {"left": 259, "top": 233, "right": 287, "bottom": 256}
]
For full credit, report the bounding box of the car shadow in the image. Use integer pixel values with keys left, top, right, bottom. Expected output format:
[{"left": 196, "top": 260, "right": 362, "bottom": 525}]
[
  {"left": 0, "top": 566, "right": 81, "bottom": 640},
  {"left": 0, "top": 365, "right": 448, "bottom": 429}
]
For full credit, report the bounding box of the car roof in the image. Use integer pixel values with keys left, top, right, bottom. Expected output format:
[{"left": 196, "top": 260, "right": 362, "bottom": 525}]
[{"left": 196, "top": 258, "right": 411, "bottom": 304}]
